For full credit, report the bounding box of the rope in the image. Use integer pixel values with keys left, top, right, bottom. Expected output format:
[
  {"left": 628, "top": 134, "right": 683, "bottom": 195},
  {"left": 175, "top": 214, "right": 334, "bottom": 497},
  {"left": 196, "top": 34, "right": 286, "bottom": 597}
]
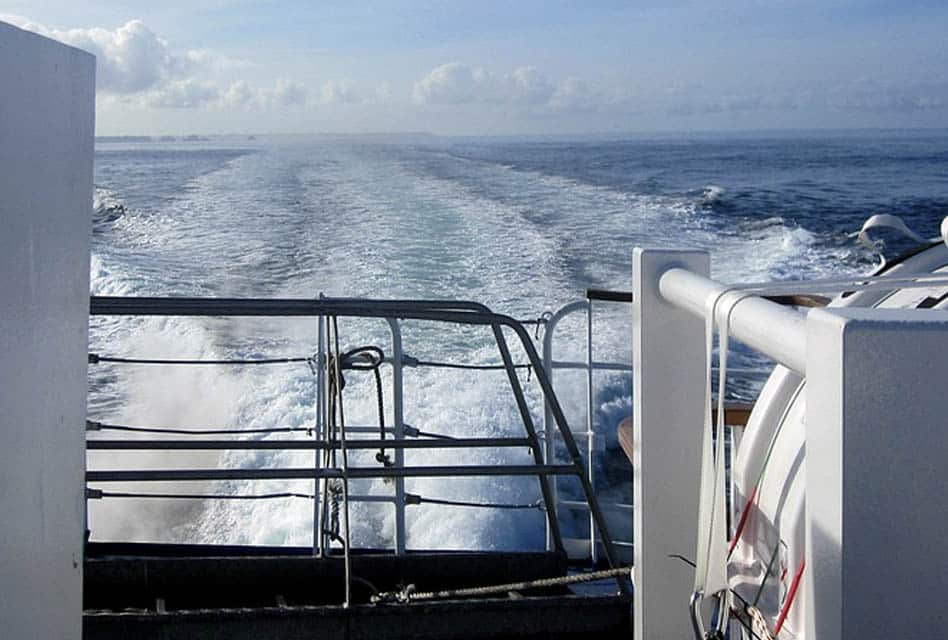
[
  {"left": 407, "top": 494, "right": 543, "bottom": 510},
  {"left": 752, "top": 543, "right": 783, "bottom": 607},
  {"left": 87, "top": 421, "right": 309, "bottom": 436},
  {"left": 327, "top": 315, "right": 353, "bottom": 607},
  {"left": 730, "top": 597, "right": 774, "bottom": 640},
  {"left": 90, "top": 352, "right": 535, "bottom": 372},
  {"left": 332, "top": 346, "right": 391, "bottom": 467},
  {"left": 89, "top": 353, "right": 312, "bottom": 366},
  {"left": 773, "top": 560, "right": 805, "bottom": 635},
  {"left": 91, "top": 490, "right": 314, "bottom": 500},
  {"left": 413, "top": 429, "right": 456, "bottom": 440},
  {"left": 412, "top": 359, "right": 531, "bottom": 371},
  {"left": 371, "top": 566, "right": 632, "bottom": 604},
  {"left": 324, "top": 481, "right": 344, "bottom": 544},
  {"left": 89, "top": 488, "right": 540, "bottom": 511}
]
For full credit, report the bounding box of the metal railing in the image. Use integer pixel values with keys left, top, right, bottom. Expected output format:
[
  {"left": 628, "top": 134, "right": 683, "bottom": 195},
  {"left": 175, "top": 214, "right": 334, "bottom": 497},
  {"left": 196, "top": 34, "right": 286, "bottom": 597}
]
[
  {"left": 542, "top": 294, "right": 631, "bottom": 565},
  {"left": 85, "top": 295, "right": 629, "bottom": 599},
  {"left": 541, "top": 289, "right": 774, "bottom": 565}
]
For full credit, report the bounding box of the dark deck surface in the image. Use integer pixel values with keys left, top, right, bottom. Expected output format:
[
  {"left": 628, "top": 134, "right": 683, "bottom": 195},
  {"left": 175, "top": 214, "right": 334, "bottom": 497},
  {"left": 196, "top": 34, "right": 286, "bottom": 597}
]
[{"left": 84, "top": 543, "right": 632, "bottom": 639}]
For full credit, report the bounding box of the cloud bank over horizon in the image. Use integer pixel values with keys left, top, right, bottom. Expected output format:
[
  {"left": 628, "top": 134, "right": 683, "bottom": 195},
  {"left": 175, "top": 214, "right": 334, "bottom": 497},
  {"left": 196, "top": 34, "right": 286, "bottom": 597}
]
[{"left": 3, "top": 5, "right": 947, "bottom": 135}]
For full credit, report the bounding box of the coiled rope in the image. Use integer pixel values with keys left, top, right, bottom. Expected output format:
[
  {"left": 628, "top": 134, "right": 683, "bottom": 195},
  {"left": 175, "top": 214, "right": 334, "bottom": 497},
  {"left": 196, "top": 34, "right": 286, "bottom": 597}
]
[
  {"left": 329, "top": 346, "right": 391, "bottom": 467},
  {"left": 370, "top": 566, "right": 632, "bottom": 604}
]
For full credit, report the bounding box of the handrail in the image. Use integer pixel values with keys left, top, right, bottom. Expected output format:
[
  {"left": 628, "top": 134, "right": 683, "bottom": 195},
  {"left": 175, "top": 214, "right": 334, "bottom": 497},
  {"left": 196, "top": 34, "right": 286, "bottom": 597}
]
[
  {"left": 586, "top": 289, "right": 634, "bottom": 303},
  {"left": 87, "top": 464, "right": 580, "bottom": 482},
  {"left": 583, "top": 288, "right": 828, "bottom": 308},
  {"left": 658, "top": 268, "right": 808, "bottom": 373},
  {"left": 541, "top": 294, "right": 770, "bottom": 565},
  {"left": 88, "top": 294, "right": 628, "bottom": 590},
  {"left": 86, "top": 437, "right": 533, "bottom": 450}
]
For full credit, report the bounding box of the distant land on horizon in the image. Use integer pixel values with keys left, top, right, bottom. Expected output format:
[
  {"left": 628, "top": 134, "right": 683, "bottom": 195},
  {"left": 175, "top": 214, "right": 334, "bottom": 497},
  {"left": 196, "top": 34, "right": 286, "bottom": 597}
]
[{"left": 94, "top": 128, "right": 948, "bottom": 145}]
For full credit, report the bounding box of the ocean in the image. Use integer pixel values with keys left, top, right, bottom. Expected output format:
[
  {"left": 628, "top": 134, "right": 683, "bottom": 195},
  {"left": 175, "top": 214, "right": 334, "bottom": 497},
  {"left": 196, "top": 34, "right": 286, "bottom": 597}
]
[{"left": 87, "top": 130, "right": 948, "bottom": 552}]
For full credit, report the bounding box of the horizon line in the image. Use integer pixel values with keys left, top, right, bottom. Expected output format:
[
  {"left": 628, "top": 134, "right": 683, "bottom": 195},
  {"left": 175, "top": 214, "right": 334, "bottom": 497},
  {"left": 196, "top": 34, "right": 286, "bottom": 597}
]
[{"left": 95, "top": 125, "right": 948, "bottom": 141}]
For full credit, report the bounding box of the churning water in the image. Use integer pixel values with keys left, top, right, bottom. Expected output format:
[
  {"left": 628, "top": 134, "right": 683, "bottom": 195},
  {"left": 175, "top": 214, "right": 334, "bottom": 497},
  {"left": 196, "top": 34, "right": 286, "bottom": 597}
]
[{"left": 87, "top": 130, "right": 948, "bottom": 550}]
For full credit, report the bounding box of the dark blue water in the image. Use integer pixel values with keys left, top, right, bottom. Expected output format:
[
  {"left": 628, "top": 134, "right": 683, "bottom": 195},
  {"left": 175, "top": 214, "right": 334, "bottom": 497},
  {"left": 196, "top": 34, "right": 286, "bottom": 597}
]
[{"left": 439, "top": 130, "right": 948, "bottom": 269}]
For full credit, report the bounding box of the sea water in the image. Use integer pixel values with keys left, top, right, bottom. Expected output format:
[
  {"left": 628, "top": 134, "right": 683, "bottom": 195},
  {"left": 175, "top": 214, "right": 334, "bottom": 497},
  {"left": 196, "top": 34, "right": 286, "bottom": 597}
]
[{"left": 87, "top": 130, "right": 948, "bottom": 551}]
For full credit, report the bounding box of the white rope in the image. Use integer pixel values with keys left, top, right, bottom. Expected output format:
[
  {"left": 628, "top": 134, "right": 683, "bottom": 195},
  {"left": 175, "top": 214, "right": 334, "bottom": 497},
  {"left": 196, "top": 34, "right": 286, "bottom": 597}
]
[{"left": 694, "top": 287, "right": 761, "bottom": 638}]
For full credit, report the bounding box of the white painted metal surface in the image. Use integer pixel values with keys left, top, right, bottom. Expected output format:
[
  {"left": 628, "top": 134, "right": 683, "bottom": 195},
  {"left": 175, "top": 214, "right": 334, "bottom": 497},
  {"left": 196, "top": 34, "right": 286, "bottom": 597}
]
[
  {"left": 806, "top": 308, "right": 948, "bottom": 639},
  {"left": 632, "top": 248, "right": 708, "bottom": 640},
  {"left": 659, "top": 266, "right": 808, "bottom": 374},
  {"left": 0, "top": 21, "right": 95, "bottom": 640},
  {"left": 646, "top": 242, "right": 948, "bottom": 639}
]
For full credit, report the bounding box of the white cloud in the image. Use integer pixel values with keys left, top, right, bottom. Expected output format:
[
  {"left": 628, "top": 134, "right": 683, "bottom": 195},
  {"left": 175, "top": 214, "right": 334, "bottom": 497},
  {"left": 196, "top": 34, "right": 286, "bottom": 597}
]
[
  {"left": 504, "top": 67, "right": 555, "bottom": 105},
  {"left": 375, "top": 82, "right": 394, "bottom": 103},
  {"left": 2, "top": 16, "right": 315, "bottom": 111},
  {"left": 145, "top": 79, "right": 220, "bottom": 108},
  {"left": 220, "top": 81, "right": 258, "bottom": 108},
  {"left": 412, "top": 63, "right": 586, "bottom": 111},
  {"left": 549, "top": 77, "right": 596, "bottom": 112},
  {"left": 217, "top": 79, "right": 310, "bottom": 110},
  {"left": 5, "top": 17, "right": 182, "bottom": 93},
  {"left": 182, "top": 49, "right": 255, "bottom": 74},
  {"left": 321, "top": 79, "right": 358, "bottom": 104},
  {"left": 412, "top": 62, "right": 496, "bottom": 105},
  {"left": 271, "top": 78, "right": 308, "bottom": 107}
]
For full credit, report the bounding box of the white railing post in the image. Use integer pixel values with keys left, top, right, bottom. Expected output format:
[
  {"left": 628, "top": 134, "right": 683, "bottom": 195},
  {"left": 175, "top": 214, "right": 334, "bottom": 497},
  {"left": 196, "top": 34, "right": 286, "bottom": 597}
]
[
  {"left": 314, "top": 313, "right": 325, "bottom": 556},
  {"left": 805, "top": 308, "right": 948, "bottom": 639},
  {"left": 586, "top": 301, "right": 597, "bottom": 564},
  {"left": 386, "top": 318, "right": 407, "bottom": 555},
  {"left": 633, "top": 248, "right": 709, "bottom": 640}
]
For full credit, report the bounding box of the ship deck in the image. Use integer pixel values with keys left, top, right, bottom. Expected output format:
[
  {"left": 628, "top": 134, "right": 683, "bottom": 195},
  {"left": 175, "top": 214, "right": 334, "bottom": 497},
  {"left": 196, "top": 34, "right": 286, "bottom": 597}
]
[{"left": 84, "top": 543, "right": 632, "bottom": 639}]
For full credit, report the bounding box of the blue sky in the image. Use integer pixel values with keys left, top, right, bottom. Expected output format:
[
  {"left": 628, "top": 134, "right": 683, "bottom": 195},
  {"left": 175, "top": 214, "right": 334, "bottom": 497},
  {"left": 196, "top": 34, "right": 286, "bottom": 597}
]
[{"left": 3, "top": 1, "right": 946, "bottom": 134}]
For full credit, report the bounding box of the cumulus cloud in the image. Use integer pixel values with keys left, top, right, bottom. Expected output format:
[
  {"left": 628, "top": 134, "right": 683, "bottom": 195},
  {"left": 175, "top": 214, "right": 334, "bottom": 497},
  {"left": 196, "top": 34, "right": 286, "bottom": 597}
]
[
  {"left": 5, "top": 17, "right": 188, "bottom": 93},
  {"left": 321, "top": 79, "right": 359, "bottom": 104},
  {"left": 549, "top": 77, "right": 597, "bottom": 112},
  {"left": 412, "top": 62, "right": 495, "bottom": 105},
  {"left": 505, "top": 66, "right": 555, "bottom": 105},
  {"left": 2, "top": 15, "right": 309, "bottom": 111},
  {"left": 412, "top": 62, "right": 587, "bottom": 111},
  {"left": 215, "top": 79, "right": 312, "bottom": 109},
  {"left": 220, "top": 80, "right": 258, "bottom": 108},
  {"left": 375, "top": 82, "right": 394, "bottom": 103},
  {"left": 271, "top": 78, "right": 308, "bottom": 107},
  {"left": 144, "top": 79, "right": 220, "bottom": 108}
]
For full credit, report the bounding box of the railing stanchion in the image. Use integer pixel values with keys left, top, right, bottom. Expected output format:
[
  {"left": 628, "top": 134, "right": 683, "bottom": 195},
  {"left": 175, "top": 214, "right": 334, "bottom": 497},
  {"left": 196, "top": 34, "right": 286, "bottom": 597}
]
[
  {"left": 585, "top": 301, "right": 596, "bottom": 565},
  {"left": 387, "top": 318, "right": 407, "bottom": 555},
  {"left": 633, "top": 248, "right": 709, "bottom": 639},
  {"left": 488, "top": 323, "right": 565, "bottom": 554},
  {"left": 314, "top": 313, "right": 325, "bottom": 557},
  {"left": 542, "top": 300, "right": 587, "bottom": 555}
]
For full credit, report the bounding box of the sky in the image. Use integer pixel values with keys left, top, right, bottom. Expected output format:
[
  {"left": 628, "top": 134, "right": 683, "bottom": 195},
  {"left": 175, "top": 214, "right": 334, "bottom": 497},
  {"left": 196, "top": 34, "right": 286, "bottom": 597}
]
[{"left": 3, "top": 1, "right": 947, "bottom": 135}]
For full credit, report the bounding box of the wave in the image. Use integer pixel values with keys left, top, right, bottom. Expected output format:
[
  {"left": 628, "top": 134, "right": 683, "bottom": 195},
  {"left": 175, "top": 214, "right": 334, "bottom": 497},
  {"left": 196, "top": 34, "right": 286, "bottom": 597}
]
[
  {"left": 93, "top": 187, "right": 128, "bottom": 227},
  {"left": 701, "top": 184, "right": 725, "bottom": 205},
  {"left": 86, "top": 140, "right": 864, "bottom": 553}
]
